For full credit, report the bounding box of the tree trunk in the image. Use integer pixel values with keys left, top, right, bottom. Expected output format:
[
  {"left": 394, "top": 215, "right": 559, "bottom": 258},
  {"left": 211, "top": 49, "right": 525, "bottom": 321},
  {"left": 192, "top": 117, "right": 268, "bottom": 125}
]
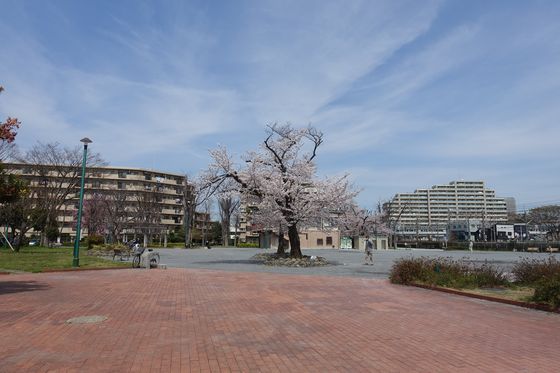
[
  {"left": 288, "top": 225, "right": 302, "bottom": 258},
  {"left": 276, "top": 225, "right": 286, "bottom": 256},
  {"left": 222, "top": 217, "right": 229, "bottom": 247}
]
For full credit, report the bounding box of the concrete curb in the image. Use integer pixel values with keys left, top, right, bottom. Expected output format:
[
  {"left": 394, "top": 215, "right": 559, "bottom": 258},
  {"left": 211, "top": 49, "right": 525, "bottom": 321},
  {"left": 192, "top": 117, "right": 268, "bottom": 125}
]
[
  {"left": 38, "top": 266, "right": 131, "bottom": 274},
  {"left": 410, "top": 283, "right": 559, "bottom": 314}
]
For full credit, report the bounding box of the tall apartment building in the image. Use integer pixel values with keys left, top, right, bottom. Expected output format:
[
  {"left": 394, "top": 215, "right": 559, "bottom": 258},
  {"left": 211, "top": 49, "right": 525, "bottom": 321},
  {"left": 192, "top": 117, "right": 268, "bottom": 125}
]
[
  {"left": 2, "top": 162, "right": 194, "bottom": 242},
  {"left": 386, "top": 181, "right": 508, "bottom": 239},
  {"left": 237, "top": 198, "right": 260, "bottom": 244}
]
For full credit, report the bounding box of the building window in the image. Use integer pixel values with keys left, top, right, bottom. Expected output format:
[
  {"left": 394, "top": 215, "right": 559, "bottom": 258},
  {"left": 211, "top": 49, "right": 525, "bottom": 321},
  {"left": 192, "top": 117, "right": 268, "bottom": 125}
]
[
  {"left": 118, "top": 182, "right": 125, "bottom": 190},
  {"left": 317, "top": 238, "right": 323, "bottom": 246},
  {"left": 118, "top": 171, "right": 127, "bottom": 178},
  {"left": 326, "top": 236, "right": 332, "bottom": 245},
  {"left": 145, "top": 173, "right": 152, "bottom": 181},
  {"left": 92, "top": 180, "right": 101, "bottom": 188}
]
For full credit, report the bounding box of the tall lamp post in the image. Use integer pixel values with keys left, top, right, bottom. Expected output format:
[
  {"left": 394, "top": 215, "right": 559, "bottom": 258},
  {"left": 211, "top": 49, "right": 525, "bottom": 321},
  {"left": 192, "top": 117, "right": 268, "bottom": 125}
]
[{"left": 73, "top": 137, "right": 92, "bottom": 267}]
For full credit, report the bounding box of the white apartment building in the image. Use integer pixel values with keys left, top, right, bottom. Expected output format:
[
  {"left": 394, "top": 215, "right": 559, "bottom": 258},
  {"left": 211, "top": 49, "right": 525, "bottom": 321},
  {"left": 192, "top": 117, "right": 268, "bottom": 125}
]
[{"left": 386, "top": 181, "right": 508, "bottom": 240}]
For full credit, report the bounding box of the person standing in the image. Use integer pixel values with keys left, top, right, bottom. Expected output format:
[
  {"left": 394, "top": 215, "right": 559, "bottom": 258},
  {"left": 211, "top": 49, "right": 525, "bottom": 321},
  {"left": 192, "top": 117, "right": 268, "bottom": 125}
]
[{"left": 364, "top": 236, "right": 374, "bottom": 265}]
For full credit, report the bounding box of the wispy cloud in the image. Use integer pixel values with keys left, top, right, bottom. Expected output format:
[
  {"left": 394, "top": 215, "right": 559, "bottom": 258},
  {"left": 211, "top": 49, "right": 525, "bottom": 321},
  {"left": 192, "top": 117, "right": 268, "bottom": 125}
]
[{"left": 1, "top": 0, "right": 559, "bottom": 208}]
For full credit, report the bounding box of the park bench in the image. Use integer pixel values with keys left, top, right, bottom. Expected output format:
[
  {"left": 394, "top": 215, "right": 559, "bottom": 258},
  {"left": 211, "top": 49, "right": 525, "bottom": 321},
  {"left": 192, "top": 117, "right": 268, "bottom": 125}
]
[
  {"left": 546, "top": 247, "right": 559, "bottom": 253},
  {"left": 526, "top": 247, "right": 540, "bottom": 252}
]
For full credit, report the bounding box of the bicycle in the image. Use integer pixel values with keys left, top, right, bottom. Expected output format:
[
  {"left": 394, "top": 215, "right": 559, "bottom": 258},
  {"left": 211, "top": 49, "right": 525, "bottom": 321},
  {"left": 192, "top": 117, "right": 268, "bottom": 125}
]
[{"left": 131, "top": 244, "right": 160, "bottom": 268}]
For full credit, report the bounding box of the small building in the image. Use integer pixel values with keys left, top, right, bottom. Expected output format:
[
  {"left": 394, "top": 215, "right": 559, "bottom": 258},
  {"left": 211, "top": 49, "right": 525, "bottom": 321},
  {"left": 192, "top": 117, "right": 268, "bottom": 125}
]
[
  {"left": 263, "top": 229, "right": 341, "bottom": 250},
  {"left": 448, "top": 219, "right": 481, "bottom": 241},
  {"left": 495, "top": 224, "right": 514, "bottom": 241},
  {"left": 341, "top": 236, "right": 389, "bottom": 251}
]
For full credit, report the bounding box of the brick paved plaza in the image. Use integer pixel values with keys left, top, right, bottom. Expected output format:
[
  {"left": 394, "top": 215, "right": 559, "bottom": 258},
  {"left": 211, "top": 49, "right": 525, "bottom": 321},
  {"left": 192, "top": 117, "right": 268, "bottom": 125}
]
[{"left": 0, "top": 268, "right": 559, "bottom": 372}]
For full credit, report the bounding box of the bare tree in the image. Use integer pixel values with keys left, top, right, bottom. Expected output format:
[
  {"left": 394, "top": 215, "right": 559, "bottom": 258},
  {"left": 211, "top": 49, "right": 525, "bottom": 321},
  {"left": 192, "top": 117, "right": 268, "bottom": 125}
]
[
  {"left": 218, "top": 196, "right": 239, "bottom": 247},
  {"left": 0, "top": 192, "right": 38, "bottom": 251},
  {"left": 132, "top": 190, "right": 162, "bottom": 247},
  {"left": 201, "top": 198, "right": 213, "bottom": 247},
  {"left": 528, "top": 205, "right": 560, "bottom": 241},
  {"left": 102, "top": 190, "right": 135, "bottom": 244},
  {"left": 17, "top": 142, "right": 105, "bottom": 244},
  {"left": 382, "top": 199, "right": 410, "bottom": 248},
  {"left": 0, "top": 142, "right": 18, "bottom": 162}
]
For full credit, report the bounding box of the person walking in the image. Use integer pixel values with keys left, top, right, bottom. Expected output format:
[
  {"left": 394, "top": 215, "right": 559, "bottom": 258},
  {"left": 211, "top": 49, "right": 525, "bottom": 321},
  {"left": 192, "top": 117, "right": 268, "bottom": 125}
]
[{"left": 364, "top": 236, "right": 374, "bottom": 265}]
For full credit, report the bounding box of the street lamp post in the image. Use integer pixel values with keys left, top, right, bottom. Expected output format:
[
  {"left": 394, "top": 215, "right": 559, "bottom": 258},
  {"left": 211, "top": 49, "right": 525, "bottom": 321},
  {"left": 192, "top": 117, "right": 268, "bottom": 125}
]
[{"left": 73, "top": 137, "right": 92, "bottom": 267}]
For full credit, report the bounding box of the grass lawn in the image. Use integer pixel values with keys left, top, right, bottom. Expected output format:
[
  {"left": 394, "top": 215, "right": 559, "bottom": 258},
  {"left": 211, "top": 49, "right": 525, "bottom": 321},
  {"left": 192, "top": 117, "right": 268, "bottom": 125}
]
[
  {"left": 456, "top": 286, "right": 535, "bottom": 303},
  {"left": 0, "top": 246, "right": 129, "bottom": 273}
]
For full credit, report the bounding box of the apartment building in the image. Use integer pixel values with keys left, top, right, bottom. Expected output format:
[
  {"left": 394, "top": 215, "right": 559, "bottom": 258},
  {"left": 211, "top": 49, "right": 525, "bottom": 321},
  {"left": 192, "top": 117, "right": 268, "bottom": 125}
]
[
  {"left": 3, "top": 162, "right": 193, "bottom": 242},
  {"left": 237, "top": 198, "right": 260, "bottom": 244},
  {"left": 386, "top": 181, "right": 508, "bottom": 240}
]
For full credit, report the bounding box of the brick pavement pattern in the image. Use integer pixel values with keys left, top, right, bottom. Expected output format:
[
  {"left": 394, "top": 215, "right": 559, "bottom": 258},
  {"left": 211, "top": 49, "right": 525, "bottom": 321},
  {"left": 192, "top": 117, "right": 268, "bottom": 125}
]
[{"left": 0, "top": 268, "right": 559, "bottom": 372}]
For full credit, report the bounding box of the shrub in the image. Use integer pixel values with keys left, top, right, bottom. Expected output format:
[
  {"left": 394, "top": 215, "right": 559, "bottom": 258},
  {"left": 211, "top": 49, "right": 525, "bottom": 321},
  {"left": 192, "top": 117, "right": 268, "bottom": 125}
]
[
  {"left": 45, "top": 224, "right": 59, "bottom": 243},
  {"left": 472, "top": 262, "right": 508, "bottom": 288},
  {"left": 237, "top": 242, "right": 260, "bottom": 248},
  {"left": 532, "top": 274, "right": 560, "bottom": 309},
  {"left": 389, "top": 257, "right": 507, "bottom": 288},
  {"left": 512, "top": 256, "right": 560, "bottom": 284},
  {"left": 86, "top": 234, "right": 104, "bottom": 249},
  {"left": 389, "top": 257, "right": 435, "bottom": 285}
]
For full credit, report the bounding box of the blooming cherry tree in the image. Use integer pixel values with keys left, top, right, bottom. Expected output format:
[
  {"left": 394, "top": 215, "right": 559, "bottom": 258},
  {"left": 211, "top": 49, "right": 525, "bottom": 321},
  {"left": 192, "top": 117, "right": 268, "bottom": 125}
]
[
  {"left": 203, "top": 124, "right": 357, "bottom": 258},
  {"left": 338, "top": 204, "right": 392, "bottom": 238}
]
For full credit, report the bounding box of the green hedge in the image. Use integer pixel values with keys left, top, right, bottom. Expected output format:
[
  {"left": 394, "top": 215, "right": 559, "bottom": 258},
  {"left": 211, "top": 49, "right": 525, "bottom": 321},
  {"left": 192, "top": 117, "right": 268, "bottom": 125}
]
[{"left": 236, "top": 242, "right": 260, "bottom": 248}]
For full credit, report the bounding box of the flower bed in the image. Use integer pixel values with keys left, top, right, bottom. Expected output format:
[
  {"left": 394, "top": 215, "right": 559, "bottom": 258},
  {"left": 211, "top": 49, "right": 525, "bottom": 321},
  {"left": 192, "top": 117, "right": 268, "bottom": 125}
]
[
  {"left": 251, "top": 253, "right": 329, "bottom": 267},
  {"left": 389, "top": 256, "right": 560, "bottom": 311}
]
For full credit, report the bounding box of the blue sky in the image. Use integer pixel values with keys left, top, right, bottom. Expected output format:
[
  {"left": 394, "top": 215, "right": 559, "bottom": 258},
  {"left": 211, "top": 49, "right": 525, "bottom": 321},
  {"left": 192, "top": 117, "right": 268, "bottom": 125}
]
[{"left": 1, "top": 0, "right": 559, "bottom": 211}]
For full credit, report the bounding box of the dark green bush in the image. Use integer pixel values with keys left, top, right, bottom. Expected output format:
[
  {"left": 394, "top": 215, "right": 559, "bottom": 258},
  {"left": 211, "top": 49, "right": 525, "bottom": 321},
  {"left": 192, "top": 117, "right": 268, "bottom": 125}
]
[
  {"left": 45, "top": 224, "right": 59, "bottom": 243},
  {"left": 86, "top": 234, "right": 104, "bottom": 249},
  {"left": 236, "top": 242, "right": 260, "bottom": 248},
  {"left": 532, "top": 274, "right": 560, "bottom": 309},
  {"left": 512, "top": 256, "right": 560, "bottom": 284}
]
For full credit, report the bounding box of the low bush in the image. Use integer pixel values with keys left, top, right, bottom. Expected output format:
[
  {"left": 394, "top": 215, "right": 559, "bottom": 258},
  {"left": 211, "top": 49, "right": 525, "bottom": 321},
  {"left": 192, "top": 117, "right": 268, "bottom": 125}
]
[
  {"left": 389, "top": 257, "right": 507, "bottom": 288},
  {"left": 389, "top": 257, "right": 435, "bottom": 285},
  {"left": 532, "top": 274, "right": 560, "bottom": 309},
  {"left": 472, "top": 262, "right": 508, "bottom": 288},
  {"left": 86, "top": 234, "right": 104, "bottom": 249},
  {"left": 512, "top": 256, "right": 560, "bottom": 284},
  {"left": 236, "top": 242, "right": 260, "bottom": 248}
]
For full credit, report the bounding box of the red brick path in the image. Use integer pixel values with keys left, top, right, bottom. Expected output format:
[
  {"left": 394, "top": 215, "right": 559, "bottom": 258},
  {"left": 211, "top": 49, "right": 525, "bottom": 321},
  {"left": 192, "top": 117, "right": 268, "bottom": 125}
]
[{"left": 0, "top": 268, "right": 558, "bottom": 372}]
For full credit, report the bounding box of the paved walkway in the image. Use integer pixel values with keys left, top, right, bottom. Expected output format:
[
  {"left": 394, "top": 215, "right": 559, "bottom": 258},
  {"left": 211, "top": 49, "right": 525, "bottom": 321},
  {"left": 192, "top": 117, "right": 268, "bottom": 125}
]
[
  {"left": 0, "top": 268, "right": 558, "bottom": 372},
  {"left": 158, "top": 247, "right": 560, "bottom": 278}
]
